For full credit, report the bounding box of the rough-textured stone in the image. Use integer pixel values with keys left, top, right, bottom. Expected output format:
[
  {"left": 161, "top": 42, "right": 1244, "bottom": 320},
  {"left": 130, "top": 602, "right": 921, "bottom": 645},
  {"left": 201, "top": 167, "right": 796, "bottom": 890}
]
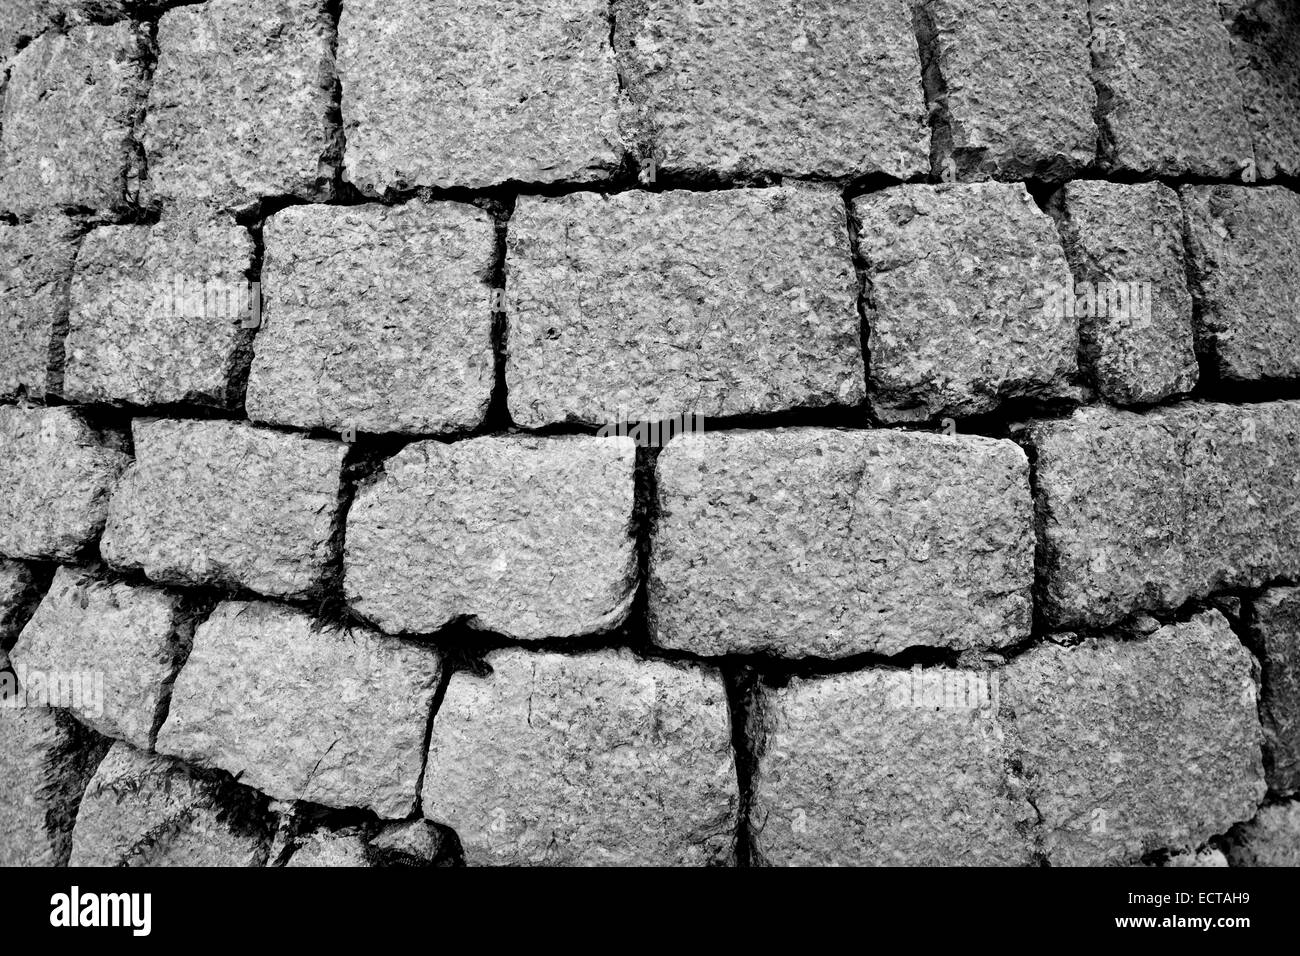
[
  {"left": 64, "top": 205, "right": 255, "bottom": 407},
  {"left": 752, "top": 668, "right": 1034, "bottom": 866},
  {"left": 0, "top": 1, "right": 131, "bottom": 60},
  {"left": 1002, "top": 612, "right": 1265, "bottom": 865},
  {"left": 338, "top": 0, "right": 621, "bottom": 192},
  {"left": 9, "top": 567, "right": 194, "bottom": 751},
  {"left": 156, "top": 601, "right": 442, "bottom": 819},
  {"left": 1249, "top": 586, "right": 1300, "bottom": 794},
  {"left": 100, "top": 419, "right": 345, "bottom": 599},
  {"left": 1160, "top": 846, "right": 1229, "bottom": 867},
  {"left": 0, "top": 560, "right": 41, "bottom": 650},
  {"left": 1227, "top": 0, "right": 1300, "bottom": 179},
  {"left": 1054, "top": 181, "right": 1198, "bottom": 404},
  {"left": 142, "top": 0, "right": 340, "bottom": 211},
  {"left": 617, "top": 0, "right": 927, "bottom": 180},
  {"left": 506, "top": 187, "right": 864, "bottom": 427},
  {"left": 1031, "top": 401, "right": 1300, "bottom": 628},
  {"left": 0, "top": 706, "right": 107, "bottom": 866},
  {"left": 852, "top": 183, "right": 1078, "bottom": 420},
  {"left": 651, "top": 428, "right": 1033, "bottom": 658},
  {"left": 0, "top": 406, "right": 130, "bottom": 561},
  {"left": 247, "top": 202, "right": 495, "bottom": 435},
  {"left": 346, "top": 435, "right": 637, "bottom": 639},
  {"left": 919, "top": 0, "right": 1095, "bottom": 179},
  {"left": 0, "top": 217, "right": 80, "bottom": 399},
  {"left": 1225, "top": 801, "right": 1300, "bottom": 866},
  {"left": 285, "top": 828, "right": 372, "bottom": 867},
  {"left": 1091, "top": 0, "right": 1255, "bottom": 176},
  {"left": 0, "top": 22, "right": 147, "bottom": 215},
  {"left": 422, "top": 648, "right": 737, "bottom": 866},
  {"left": 1181, "top": 185, "right": 1300, "bottom": 382},
  {"left": 69, "top": 741, "right": 270, "bottom": 867}
]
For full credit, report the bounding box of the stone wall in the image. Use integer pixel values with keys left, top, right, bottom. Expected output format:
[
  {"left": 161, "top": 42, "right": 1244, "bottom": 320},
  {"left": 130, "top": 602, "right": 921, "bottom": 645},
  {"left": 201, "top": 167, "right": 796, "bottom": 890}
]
[{"left": 1, "top": 0, "right": 1298, "bottom": 866}]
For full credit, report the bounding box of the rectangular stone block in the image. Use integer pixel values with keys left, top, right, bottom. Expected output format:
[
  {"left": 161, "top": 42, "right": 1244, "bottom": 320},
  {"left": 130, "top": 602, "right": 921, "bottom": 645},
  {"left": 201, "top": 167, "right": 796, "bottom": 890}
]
[
  {"left": 617, "top": 0, "right": 927, "bottom": 179},
  {"left": 156, "top": 601, "right": 442, "bottom": 819},
  {"left": 0, "top": 406, "right": 130, "bottom": 561},
  {"left": 70, "top": 741, "right": 270, "bottom": 867},
  {"left": 0, "top": 559, "right": 42, "bottom": 650},
  {"left": 100, "top": 419, "right": 346, "bottom": 598},
  {"left": 1002, "top": 611, "right": 1264, "bottom": 865},
  {"left": 1031, "top": 401, "right": 1300, "bottom": 628},
  {"left": 1227, "top": 0, "right": 1300, "bottom": 179},
  {"left": 0, "top": 22, "right": 148, "bottom": 215},
  {"left": 506, "top": 187, "right": 863, "bottom": 427},
  {"left": 852, "top": 183, "right": 1078, "bottom": 420},
  {"left": 1248, "top": 586, "right": 1300, "bottom": 794},
  {"left": 919, "top": 0, "right": 1096, "bottom": 179},
  {"left": 1054, "top": 181, "right": 1198, "bottom": 404},
  {"left": 0, "top": 217, "right": 80, "bottom": 399},
  {"left": 0, "top": 705, "right": 107, "bottom": 866},
  {"left": 1091, "top": 0, "right": 1255, "bottom": 176},
  {"left": 346, "top": 435, "right": 637, "bottom": 639},
  {"left": 1181, "top": 185, "right": 1300, "bottom": 382},
  {"left": 422, "top": 648, "right": 737, "bottom": 866},
  {"left": 338, "top": 0, "right": 621, "bottom": 192},
  {"left": 247, "top": 201, "right": 495, "bottom": 434},
  {"left": 64, "top": 204, "right": 256, "bottom": 407},
  {"left": 142, "top": 0, "right": 340, "bottom": 211},
  {"left": 9, "top": 567, "right": 195, "bottom": 751},
  {"left": 650, "top": 428, "right": 1033, "bottom": 658},
  {"left": 751, "top": 667, "right": 1034, "bottom": 866}
]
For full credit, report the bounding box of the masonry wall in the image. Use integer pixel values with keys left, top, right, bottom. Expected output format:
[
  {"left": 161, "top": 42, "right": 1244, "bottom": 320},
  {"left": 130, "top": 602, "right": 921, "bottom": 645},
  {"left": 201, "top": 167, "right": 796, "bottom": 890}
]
[{"left": 1, "top": 0, "right": 1299, "bottom": 867}]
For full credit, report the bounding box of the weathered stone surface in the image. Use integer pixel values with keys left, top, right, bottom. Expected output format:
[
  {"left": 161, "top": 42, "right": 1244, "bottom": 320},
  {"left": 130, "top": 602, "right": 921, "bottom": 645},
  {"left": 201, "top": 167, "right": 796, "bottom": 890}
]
[
  {"left": 506, "top": 187, "right": 864, "bottom": 427},
  {"left": 1225, "top": 801, "right": 1300, "bottom": 866},
  {"left": 0, "top": 560, "right": 41, "bottom": 650},
  {"left": 920, "top": 0, "right": 1095, "bottom": 179},
  {"left": 0, "top": 406, "right": 130, "bottom": 561},
  {"left": 247, "top": 201, "right": 495, "bottom": 434},
  {"left": 752, "top": 668, "right": 1034, "bottom": 866},
  {"left": 69, "top": 741, "right": 270, "bottom": 867},
  {"left": 0, "top": 706, "right": 107, "bottom": 866},
  {"left": 339, "top": 0, "right": 621, "bottom": 192},
  {"left": 1249, "top": 586, "right": 1300, "bottom": 794},
  {"left": 1054, "top": 181, "right": 1198, "bottom": 404},
  {"left": 1031, "top": 401, "right": 1300, "bottom": 628},
  {"left": 1160, "top": 846, "right": 1229, "bottom": 867},
  {"left": 617, "top": 0, "right": 927, "bottom": 180},
  {"left": 422, "top": 648, "right": 737, "bottom": 865},
  {"left": 852, "top": 183, "right": 1078, "bottom": 420},
  {"left": 1091, "top": 0, "right": 1255, "bottom": 176},
  {"left": 63, "top": 205, "right": 256, "bottom": 407},
  {"left": 285, "top": 828, "right": 372, "bottom": 867},
  {"left": 100, "top": 419, "right": 345, "bottom": 598},
  {"left": 156, "top": 601, "right": 442, "bottom": 819},
  {"left": 0, "top": 217, "right": 80, "bottom": 399},
  {"left": 0, "top": 1, "right": 130, "bottom": 60},
  {"left": 9, "top": 567, "right": 193, "bottom": 750},
  {"left": 1181, "top": 185, "right": 1300, "bottom": 382},
  {"left": 285, "top": 819, "right": 453, "bottom": 867},
  {"left": 651, "top": 428, "right": 1033, "bottom": 658},
  {"left": 1002, "top": 612, "right": 1264, "bottom": 865},
  {"left": 346, "top": 435, "right": 637, "bottom": 639},
  {"left": 1227, "top": 0, "right": 1300, "bottom": 179},
  {"left": 0, "top": 22, "right": 147, "bottom": 215},
  {"left": 142, "top": 0, "right": 340, "bottom": 210}
]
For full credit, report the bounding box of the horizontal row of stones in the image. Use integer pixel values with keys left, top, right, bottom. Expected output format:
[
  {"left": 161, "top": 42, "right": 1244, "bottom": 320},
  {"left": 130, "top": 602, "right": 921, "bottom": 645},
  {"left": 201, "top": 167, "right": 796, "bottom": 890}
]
[
  {"left": 2, "top": 0, "right": 1297, "bottom": 216},
  {"left": 4, "top": 400, "right": 1300, "bottom": 644},
  {"left": 5, "top": 181, "right": 1300, "bottom": 427},
  {"left": 3, "top": 596, "right": 1296, "bottom": 865}
]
